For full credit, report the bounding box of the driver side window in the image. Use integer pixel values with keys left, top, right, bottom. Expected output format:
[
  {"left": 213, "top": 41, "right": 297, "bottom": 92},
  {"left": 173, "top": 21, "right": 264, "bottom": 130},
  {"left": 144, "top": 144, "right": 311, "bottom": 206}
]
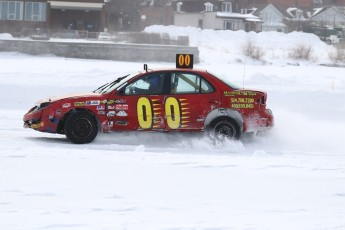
[{"left": 124, "top": 73, "right": 164, "bottom": 95}]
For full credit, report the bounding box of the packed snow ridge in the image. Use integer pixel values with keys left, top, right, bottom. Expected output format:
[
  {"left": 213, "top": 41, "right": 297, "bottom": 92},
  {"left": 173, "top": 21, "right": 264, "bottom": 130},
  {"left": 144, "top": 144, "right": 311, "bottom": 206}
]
[{"left": 145, "top": 25, "right": 336, "bottom": 65}]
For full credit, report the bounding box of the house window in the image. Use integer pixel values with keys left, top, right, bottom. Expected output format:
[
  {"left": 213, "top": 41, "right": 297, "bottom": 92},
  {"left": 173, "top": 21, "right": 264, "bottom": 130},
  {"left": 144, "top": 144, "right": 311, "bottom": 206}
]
[
  {"left": 0, "top": 1, "right": 23, "bottom": 20},
  {"left": 176, "top": 2, "right": 183, "bottom": 13},
  {"left": 224, "top": 21, "right": 234, "bottom": 30},
  {"left": 295, "top": 9, "right": 303, "bottom": 19},
  {"left": 204, "top": 2, "right": 214, "bottom": 12},
  {"left": 25, "top": 2, "right": 47, "bottom": 21},
  {"left": 198, "top": 19, "right": 203, "bottom": 28},
  {"left": 222, "top": 2, "right": 232, "bottom": 12}
]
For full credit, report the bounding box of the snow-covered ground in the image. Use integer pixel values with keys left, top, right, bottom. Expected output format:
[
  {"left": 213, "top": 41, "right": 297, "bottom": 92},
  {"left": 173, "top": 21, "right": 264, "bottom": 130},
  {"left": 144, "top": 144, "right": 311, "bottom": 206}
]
[{"left": 1, "top": 27, "right": 345, "bottom": 229}]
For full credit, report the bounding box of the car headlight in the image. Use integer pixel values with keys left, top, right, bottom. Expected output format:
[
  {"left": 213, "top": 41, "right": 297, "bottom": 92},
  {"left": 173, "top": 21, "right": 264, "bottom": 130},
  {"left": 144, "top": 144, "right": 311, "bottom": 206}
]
[
  {"left": 28, "top": 102, "right": 51, "bottom": 113},
  {"left": 37, "top": 102, "right": 51, "bottom": 110}
]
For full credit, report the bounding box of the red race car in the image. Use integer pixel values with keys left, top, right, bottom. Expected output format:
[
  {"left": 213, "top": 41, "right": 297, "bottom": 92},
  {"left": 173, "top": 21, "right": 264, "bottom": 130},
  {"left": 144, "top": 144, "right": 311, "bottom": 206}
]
[{"left": 23, "top": 54, "right": 274, "bottom": 144}]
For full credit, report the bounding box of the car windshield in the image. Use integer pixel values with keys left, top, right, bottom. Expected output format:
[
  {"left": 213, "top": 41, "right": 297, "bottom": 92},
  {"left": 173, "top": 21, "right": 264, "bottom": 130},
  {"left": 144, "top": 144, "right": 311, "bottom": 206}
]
[
  {"left": 207, "top": 71, "right": 240, "bottom": 90},
  {"left": 93, "top": 73, "right": 137, "bottom": 94}
]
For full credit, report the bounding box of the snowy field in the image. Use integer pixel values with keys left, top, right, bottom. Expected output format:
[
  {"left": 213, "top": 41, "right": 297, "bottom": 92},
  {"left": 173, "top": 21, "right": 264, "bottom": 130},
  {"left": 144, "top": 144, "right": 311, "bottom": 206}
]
[{"left": 1, "top": 26, "right": 345, "bottom": 229}]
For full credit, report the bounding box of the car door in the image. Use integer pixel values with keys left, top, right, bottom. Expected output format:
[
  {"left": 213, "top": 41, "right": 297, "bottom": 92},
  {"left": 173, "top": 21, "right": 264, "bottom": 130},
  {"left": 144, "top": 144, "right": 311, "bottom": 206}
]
[
  {"left": 165, "top": 71, "right": 221, "bottom": 131},
  {"left": 107, "top": 72, "right": 166, "bottom": 131}
]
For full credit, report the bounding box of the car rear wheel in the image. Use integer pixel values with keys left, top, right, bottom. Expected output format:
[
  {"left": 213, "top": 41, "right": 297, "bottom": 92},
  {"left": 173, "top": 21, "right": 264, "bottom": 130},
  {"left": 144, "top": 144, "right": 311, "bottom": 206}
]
[
  {"left": 64, "top": 111, "right": 98, "bottom": 144},
  {"left": 211, "top": 119, "right": 241, "bottom": 140}
]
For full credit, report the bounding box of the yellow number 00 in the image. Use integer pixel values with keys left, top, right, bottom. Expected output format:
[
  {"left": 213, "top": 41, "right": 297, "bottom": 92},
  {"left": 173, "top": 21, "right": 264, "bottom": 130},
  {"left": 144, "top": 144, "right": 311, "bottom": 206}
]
[
  {"left": 137, "top": 97, "right": 181, "bottom": 129},
  {"left": 165, "top": 97, "right": 181, "bottom": 129},
  {"left": 178, "top": 54, "right": 191, "bottom": 67},
  {"left": 137, "top": 97, "right": 153, "bottom": 129}
]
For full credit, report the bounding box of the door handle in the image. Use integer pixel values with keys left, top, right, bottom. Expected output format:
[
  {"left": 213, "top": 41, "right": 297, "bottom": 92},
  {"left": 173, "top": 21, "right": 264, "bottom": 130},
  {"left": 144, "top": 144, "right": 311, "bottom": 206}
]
[{"left": 208, "top": 99, "right": 219, "bottom": 104}]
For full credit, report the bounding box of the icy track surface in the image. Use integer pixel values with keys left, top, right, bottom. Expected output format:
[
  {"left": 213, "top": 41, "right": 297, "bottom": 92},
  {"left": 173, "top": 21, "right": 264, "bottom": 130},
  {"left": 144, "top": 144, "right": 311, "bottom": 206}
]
[{"left": 1, "top": 42, "right": 345, "bottom": 229}]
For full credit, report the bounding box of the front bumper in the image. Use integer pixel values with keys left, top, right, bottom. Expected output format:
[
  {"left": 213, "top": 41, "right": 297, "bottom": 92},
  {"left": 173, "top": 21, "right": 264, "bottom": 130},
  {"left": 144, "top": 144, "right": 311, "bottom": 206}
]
[
  {"left": 23, "top": 120, "right": 45, "bottom": 129},
  {"left": 23, "top": 105, "right": 59, "bottom": 133},
  {"left": 23, "top": 106, "right": 44, "bottom": 129}
]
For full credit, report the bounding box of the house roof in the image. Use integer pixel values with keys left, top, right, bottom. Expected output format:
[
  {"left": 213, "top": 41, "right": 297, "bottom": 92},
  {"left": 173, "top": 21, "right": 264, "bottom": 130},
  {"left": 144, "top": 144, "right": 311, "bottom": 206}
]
[
  {"left": 170, "top": 0, "right": 238, "bottom": 13},
  {"left": 48, "top": 1, "right": 104, "bottom": 10},
  {"left": 310, "top": 6, "right": 345, "bottom": 17},
  {"left": 310, "top": 6, "right": 345, "bottom": 20},
  {"left": 250, "top": 3, "right": 310, "bottom": 20},
  {"left": 216, "top": 12, "right": 262, "bottom": 22},
  {"left": 141, "top": 0, "right": 175, "bottom": 7},
  {"left": 249, "top": 4, "right": 289, "bottom": 17}
]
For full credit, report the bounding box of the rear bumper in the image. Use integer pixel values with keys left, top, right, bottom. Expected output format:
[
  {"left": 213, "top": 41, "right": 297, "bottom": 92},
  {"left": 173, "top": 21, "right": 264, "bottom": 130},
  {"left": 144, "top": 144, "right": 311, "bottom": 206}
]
[
  {"left": 244, "top": 109, "right": 274, "bottom": 132},
  {"left": 265, "top": 109, "right": 274, "bottom": 127}
]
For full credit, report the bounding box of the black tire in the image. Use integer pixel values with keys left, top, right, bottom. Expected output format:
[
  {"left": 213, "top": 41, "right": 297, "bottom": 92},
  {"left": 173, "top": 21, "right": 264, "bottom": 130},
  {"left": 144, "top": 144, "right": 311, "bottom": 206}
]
[
  {"left": 211, "top": 119, "right": 241, "bottom": 140},
  {"left": 64, "top": 111, "right": 98, "bottom": 144}
]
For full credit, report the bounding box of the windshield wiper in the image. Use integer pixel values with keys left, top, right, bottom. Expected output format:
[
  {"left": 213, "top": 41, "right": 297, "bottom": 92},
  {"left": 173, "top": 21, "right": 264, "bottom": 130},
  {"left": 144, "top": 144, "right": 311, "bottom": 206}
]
[{"left": 93, "top": 75, "right": 129, "bottom": 94}]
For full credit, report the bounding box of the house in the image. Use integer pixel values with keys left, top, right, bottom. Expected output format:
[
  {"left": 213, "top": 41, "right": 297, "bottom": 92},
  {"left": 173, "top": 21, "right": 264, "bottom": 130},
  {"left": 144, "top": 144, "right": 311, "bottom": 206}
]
[
  {"left": 0, "top": 0, "right": 107, "bottom": 36},
  {"left": 253, "top": 4, "right": 288, "bottom": 32},
  {"left": 172, "top": 0, "right": 262, "bottom": 31},
  {"left": 246, "top": 0, "right": 345, "bottom": 8},
  {"left": 139, "top": 0, "right": 174, "bottom": 30},
  {"left": 0, "top": 0, "right": 47, "bottom": 35},
  {"left": 301, "top": 6, "right": 345, "bottom": 43},
  {"left": 309, "top": 5, "right": 345, "bottom": 28},
  {"left": 49, "top": 0, "right": 106, "bottom": 31},
  {"left": 251, "top": 3, "right": 310, "bottom": 32},
  {"left": 265, "top": 0, "right": 313, "bottom": 8}
]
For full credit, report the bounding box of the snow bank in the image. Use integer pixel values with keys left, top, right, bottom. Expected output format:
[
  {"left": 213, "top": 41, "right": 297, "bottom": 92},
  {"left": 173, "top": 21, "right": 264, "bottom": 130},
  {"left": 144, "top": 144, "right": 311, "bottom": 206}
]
[
  {"left": 145, "top": 25, "right": 335, "bottom": 64},
  {"left": 0, "top": 33, "right": 13, "bottom": 39}
]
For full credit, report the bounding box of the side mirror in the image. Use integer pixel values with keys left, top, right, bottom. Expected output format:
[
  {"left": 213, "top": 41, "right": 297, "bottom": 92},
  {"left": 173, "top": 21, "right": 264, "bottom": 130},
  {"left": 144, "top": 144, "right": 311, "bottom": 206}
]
[{"left": 118, "top": 90, "right": 125, "bottom": 95}]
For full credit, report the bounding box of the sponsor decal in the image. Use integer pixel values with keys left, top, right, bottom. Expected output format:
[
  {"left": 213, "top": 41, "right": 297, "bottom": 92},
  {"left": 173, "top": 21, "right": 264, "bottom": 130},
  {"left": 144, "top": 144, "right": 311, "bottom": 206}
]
[
  {"left": 224, "top": 91, "right": 257, "bottom": 97},
  {"left": 224, "top": 91, "right": 257, "bottom": 110},
  {"left": 115, "top": 104, "right": 128, "bottom": 111},
  {"left": 62, "top": 103, "right": 71, "bottom": 108},
  {"left": 108, "top": 105, "right": 115, "bottom": 110},
  {"left": 85, "top": 100, "right": 100, "bottom": 106},
  {"left": 115, "top": 121, "right": 128, "bottom": 126},
  {"left": 231, "top": 103, "right": 254, "bottom": 109},
  {"left": 116, "top": 110, "right": 128, "bottom": 117},
  {"left": 97, "top": 105, "right": 105, "bottom": 110},
  {"left": 231, "top": 98, "right": 255, "bottom": 103},
  {"left": 115, "top": 98, "right": 127, "bottom": 104},
  {"left": 108, "top": 121, "right": 114, "bottom": 127},
  {"left": 107, "top": 100, "right": 115, "bottom": 105},
  {"left": 107, "top": 111, "right": 116, "bottom": 117},
  {"left": 56, "top": 110, "right": 62, "bottom": 115},
  {"left": 74, "top": 102, "right": 85, "bottom": 106},
  {"left": 230, "top": 98, "right": 255, "bottom": 109},
  {"left": 101, "top": 100, "right": 107, "bottom": 104},
  {"left": 98, "top": 111, "right": 105, "bottom": 115}
]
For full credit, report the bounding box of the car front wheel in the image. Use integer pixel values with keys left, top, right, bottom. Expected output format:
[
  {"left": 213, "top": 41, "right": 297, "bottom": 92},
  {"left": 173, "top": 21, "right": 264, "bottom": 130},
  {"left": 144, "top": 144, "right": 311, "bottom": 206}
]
[{"left": 64, "top": 111, "right": 98, "bottom": 144}]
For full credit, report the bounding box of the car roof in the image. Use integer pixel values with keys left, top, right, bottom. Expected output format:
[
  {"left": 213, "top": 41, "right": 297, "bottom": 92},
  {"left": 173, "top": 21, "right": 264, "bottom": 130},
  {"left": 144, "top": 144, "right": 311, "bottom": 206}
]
[{"left": 140, "top": 68, "right": 208, "bottom": 74}]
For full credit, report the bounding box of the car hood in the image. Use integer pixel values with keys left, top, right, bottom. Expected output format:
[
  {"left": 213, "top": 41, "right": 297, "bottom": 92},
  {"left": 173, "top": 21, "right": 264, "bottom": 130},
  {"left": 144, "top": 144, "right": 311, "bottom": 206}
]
[{"left": 36, "top": 92, "right": 104, "bottom": 104}]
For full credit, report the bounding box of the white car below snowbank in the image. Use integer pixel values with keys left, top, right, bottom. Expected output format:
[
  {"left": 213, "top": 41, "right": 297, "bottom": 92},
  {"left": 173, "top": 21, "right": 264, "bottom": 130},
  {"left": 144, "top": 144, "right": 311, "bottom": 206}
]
[{"left": 98, "top": 32, "right": 113, "bottom": 41}]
